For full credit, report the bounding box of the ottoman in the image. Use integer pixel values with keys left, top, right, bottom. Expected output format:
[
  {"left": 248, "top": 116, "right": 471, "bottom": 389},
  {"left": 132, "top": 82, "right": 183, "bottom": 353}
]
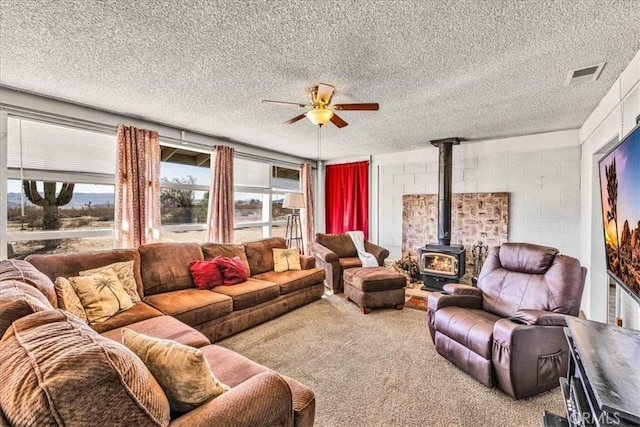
[{"left": 343, "top": 267, "right": 406, "bottom": 314}]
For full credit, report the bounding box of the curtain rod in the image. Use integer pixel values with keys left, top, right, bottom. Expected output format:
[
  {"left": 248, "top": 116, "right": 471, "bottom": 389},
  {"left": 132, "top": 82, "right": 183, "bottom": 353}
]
[{"left": 1, "top": 104, "right": 309, "bottom": 168}]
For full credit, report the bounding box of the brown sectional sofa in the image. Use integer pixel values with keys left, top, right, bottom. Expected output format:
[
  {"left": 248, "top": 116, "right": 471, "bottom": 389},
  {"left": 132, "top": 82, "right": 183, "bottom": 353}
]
[{"left": 0, "top": 237, "right": 324, "bottom": 426}]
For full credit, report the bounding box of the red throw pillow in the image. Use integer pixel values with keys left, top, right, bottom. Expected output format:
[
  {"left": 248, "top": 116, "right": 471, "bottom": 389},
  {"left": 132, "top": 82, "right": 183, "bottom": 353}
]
[
  {"left": 217, "top": 256, "right": 248, "bottom": 286},
  {"left": 189, "top": 259, "right": 224, "bottom": 290}
]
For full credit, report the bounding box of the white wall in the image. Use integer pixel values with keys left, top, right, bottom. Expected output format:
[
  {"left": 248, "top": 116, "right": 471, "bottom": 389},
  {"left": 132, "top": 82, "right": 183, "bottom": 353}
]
[
  {"left": 370, "top": 130, "right": 582, "bottom": 260},
  {"left": 579, "top": 50, "right": 640, "bottom": 327}
]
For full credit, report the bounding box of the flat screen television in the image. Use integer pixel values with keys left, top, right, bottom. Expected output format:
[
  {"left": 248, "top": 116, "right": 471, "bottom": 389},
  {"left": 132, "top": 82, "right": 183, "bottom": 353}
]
[{"left": 598, "top": 121, "right": 640, "bottom": 304}]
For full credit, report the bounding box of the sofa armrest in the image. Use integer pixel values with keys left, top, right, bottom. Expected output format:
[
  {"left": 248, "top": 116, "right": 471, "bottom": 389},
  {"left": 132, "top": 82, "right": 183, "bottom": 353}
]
[
  {"left": 514, "top": 309, "right": 567, "bottom": 326},
  {"left": 308, "top": 242, "right": 342, "bottom": 293},
  {"left": 170, "top": 371, "right": 294, "bottom": 427},
  {"left": 426, "top": 291, "right": 484, "bottom": 343},
  {"left": 299, "top": 255, "right": 316, "bottom": 270},
  {"left": 442, "top": 283, "right": 482, "bottom": 297},
  {"left": 307, "top": 242, "right": 338, "bottom": 263},
  {"left": 492, "top": 318, "right": 569, "bottom": 398},
  {"left": 363, "top": 242, "right": 390, "bottom": 266},
  {"left": 427, "top": 291, "right": 483, "bottom": 312}
]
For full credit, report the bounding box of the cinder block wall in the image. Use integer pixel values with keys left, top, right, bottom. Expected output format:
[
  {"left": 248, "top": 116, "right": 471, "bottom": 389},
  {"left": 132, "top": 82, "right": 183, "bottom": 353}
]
[{"left": 371, "top": 130, "right": 581, "bottom": 260}]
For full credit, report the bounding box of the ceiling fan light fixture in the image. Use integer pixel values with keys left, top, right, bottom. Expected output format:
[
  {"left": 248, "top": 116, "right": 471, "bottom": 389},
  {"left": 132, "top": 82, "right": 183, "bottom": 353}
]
[{"left": 306, "top": 108, "right": 334, "bottom": 126}]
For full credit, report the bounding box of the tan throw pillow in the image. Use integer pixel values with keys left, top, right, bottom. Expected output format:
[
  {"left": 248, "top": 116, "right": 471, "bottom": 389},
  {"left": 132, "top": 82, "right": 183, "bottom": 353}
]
[
  {"left": 70, "top": 269, "right": 133, "bottom": 325},
  {"left": 54, "top": 277, "right": 89, "bottom": 323},
  {"left": 273, "top": 248, "right": 302, "bottom": 272},
  {"left": 121, "top": 328, "right": 229, "bottom": 413},
  {"left": 80, "top": 260, "right": 140, "bottom": 303}
]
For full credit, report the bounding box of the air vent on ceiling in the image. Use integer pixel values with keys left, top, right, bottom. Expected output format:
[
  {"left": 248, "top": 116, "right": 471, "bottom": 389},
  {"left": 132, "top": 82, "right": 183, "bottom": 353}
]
[{"left": 565, "top": 63, "right": 606, "bottom": 86}]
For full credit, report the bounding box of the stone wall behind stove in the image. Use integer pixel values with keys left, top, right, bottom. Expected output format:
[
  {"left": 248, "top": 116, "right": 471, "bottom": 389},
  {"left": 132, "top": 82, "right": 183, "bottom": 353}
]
[{"left": 403, "top": 192, "right": 509, "bottom": 282}]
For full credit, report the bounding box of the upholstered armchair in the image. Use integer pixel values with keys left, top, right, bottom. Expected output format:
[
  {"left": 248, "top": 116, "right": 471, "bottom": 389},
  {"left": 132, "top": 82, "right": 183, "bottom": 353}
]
[
  {"left": 427, "top": 242, "right": 587, "bottom": 399},
  {"left": 308, "top": 233, "right": 389, "bottom": 293}
]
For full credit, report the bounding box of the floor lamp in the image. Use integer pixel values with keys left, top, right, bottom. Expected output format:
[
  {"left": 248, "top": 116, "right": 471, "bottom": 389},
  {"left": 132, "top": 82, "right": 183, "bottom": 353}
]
[{"left": 283, "top": 192, "right": 305, "bottom": 254}]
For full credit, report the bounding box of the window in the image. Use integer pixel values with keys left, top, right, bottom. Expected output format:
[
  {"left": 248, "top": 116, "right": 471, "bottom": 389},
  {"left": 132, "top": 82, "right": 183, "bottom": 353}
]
[
  {"left": 3, "top": 115, "right": 116, "bottom": 259},
  {"left": 1, "top": 113, "right": 305, "bottom": 258},
  {"left": 232, "top": 158, "right": 300, "bottom": 244},
  {"left": 159, "top": 146, "right": 211, "bottom": 242}
]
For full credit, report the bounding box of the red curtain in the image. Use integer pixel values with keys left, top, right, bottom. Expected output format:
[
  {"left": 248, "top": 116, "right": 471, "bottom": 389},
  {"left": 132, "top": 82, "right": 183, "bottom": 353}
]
[{"left": 325, "top": 161, "right": 369, "bottom": 239}]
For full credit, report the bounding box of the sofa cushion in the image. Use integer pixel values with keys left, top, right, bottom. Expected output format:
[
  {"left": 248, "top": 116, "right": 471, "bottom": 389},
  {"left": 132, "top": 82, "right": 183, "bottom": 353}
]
[
  {"left": 243, "top": 237, "right": 287, "bottom": 275},
  {"left": 101, "top": 315, "right": 210, "bottom": 348},
  {"left": 0, "top": 259, "right": 58, "bottom": 307},
  {"left": 139, "top": 243, "right": 203, "bottom": 296},
  {"left": 212, "top": 278, "right": 280, "bottom": 310},
  {"left": 144, "top": 289, "right": 233, "bottom": 326},
  {"left": 434, "top": 307, "right": 501, "bottom": 359},
  {"left": 189, "top": 259, "right": 224, "bottom": 290},
  {"left": 26, "top": 249, "right": 144, "bottom": 299},
  {"left": 54, "top": 277, "right": 89, "bottom": 323},
  {"left": 91, "top": 301, "right": 164, "bottom": 334},
  {"left": 217, "top": 256, "right": 249, "bottom": 285},
  {"left": 201, "top": 243, "right": 250, "bottom": 275},
  {"left": 0, "top": 310, "right": 170, "bottom": 427},
  {"left": 80, "top": 260, "right": 141, "bottom": 302},
  {"left": 122, "top": 329, "right": 229, "bottom": 413},
  {"left": 253, "top": 268, "right": 325, "bottom": 295},
  {"left": 339, "top": 257, "right": 362, "bottom": 269},
  {"left": 66, "top": 269, "right": 134, "bottom": 325},
  {"left": 201, "top": 344, "right": 315, "bottom": 426},
  {"left": 273, "top": 248, "right": 302, "bottom": 272},
  {"left": 316, "top": 233, "right": 358, "bottom": 258},
  {"left": 0, "top": 280, "right": 53, "bottom": 339}
]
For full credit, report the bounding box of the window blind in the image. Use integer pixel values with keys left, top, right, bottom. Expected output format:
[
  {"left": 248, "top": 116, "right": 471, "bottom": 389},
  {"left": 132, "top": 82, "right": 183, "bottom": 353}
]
[{"left": 7, "top": 116, "right": 116, "bottom": 174}]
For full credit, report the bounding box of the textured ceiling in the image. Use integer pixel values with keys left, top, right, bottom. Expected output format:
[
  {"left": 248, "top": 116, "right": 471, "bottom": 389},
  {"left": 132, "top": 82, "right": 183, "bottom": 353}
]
[{"left": 1, "top": 0, "right": 639, "bottom": 160}]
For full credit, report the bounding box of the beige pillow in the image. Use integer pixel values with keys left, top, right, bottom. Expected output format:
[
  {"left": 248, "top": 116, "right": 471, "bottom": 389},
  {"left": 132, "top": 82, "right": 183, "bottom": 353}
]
[
  {"left": 273, "top": 248, "right": 302, "bottom": 272},
  {"left": 80, "top": 260, "right": 140, "bottom": 303},
  {"left": 70, "top": 269, "right": 133, "bottom": 325},
  {"left": 54, "top": 277, "right": 89, "bottom": 323},
  {"left": 121, "top": 328, "right": 229, "bottom": 413}
]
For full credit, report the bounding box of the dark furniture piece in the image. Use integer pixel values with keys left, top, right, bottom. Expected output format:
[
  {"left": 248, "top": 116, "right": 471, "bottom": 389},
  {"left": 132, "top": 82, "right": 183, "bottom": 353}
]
[
  {"left": 543, "top": 317, "right": 640, "bottom": 426},
  {"left": 308, "top": 233, "right": 389, "bottom": 294},
  {"left": 344, "top": 267, "right": 406, "bottom": 314},
  {"left": 427, "top": 242, "right": 587, "bottom": 399}
]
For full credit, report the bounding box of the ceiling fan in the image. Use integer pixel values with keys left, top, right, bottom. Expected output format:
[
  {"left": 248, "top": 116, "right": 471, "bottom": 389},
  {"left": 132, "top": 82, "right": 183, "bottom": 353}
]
[{"left": 262, "top": 83, "right": 379, "bottom": 128}]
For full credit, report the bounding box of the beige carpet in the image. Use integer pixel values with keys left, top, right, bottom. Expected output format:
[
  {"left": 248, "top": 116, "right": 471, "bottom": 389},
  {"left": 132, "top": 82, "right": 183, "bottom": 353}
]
[{"left": 218, "top": 294, "right": 565, "bottom": 427}]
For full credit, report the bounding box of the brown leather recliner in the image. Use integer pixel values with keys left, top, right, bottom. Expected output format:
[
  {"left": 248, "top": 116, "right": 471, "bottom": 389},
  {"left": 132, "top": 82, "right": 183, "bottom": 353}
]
[
  {"left": 427, "top": 242, "right": 587, "bottom": 399},
  {"left": 308, "top": 233, "right": 389, "bottom": 293}
]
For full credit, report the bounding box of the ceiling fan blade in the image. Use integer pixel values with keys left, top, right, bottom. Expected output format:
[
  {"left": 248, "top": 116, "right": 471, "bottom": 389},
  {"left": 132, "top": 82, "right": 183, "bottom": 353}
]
[
  {"left": 284, "top": 113, "right": 307, "bottom": 125},
  {"left": 316, "top": 84, "right": 335, "bottom": 105},
  {"left": 262, "top": 100, "right": 308, "bottom": 108},
  {"left": 333, "top": 103, "right": 379, "bottom": 111},
  {"left": 330, "top": 113, "right": 348, "bottom": 128}
]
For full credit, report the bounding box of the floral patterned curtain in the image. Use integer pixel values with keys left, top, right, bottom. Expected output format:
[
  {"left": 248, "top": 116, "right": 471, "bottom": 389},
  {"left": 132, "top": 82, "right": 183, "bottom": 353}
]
[
  {"left": 301, "top": 163, "right": 314, "bottom": 252},
  {"left": 114, "top": 124, "right": 161, "bottom": 248},
  {"left": 207, "top": 145, "right": 235, "bottom": 243}
]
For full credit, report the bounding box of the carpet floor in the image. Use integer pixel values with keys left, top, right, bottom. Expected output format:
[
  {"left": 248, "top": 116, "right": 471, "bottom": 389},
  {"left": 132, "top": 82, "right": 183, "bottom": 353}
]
[{"left": 218, "top": 294, "right": 564, "bottom": 427}]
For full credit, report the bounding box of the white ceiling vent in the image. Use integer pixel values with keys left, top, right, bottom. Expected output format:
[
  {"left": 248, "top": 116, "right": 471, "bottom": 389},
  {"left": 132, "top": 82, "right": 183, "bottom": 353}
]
[{"left": 565, "top": 63, "right": 606, "bottom": 86}]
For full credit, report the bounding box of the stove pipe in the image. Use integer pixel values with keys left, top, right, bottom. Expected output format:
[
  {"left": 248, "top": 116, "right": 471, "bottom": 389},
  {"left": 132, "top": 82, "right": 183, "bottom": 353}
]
[{"left": 431, "top": 137, "right": 461, "bottom": 246}]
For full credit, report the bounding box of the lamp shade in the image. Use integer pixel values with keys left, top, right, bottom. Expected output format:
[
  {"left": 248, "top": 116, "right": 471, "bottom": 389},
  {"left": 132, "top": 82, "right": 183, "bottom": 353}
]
[
  {"left": 306, "top": 109, "right": 334, "bottom": 126},
  {"left": 283, "top": 192, "right": 305, "bottom": 209}
]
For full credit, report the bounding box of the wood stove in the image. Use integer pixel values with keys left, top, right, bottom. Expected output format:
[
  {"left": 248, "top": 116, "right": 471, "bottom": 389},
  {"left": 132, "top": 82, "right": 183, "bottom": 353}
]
[
  {"left": 418, "top": 137, "right": 466, "bottom": 291},
  {"left": 418, "top": 244, "right": 465, "bottom": 290}
]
